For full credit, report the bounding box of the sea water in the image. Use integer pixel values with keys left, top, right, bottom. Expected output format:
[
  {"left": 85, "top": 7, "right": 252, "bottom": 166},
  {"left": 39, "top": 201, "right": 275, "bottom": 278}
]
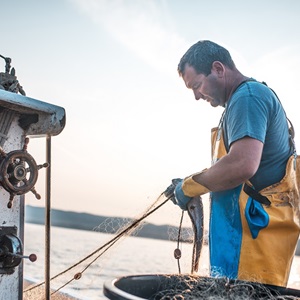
[
  {"left": 23, "top": 223, "right": 300, "bottom": 300},
  {"left": 23, "top": 223, "right": 202, "bottom": 299}
]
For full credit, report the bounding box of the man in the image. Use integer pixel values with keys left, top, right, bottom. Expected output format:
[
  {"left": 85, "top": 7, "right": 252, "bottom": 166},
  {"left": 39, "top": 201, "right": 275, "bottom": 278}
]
[{"left": 170, "top": 40, "right": 300, "bottom": 287}]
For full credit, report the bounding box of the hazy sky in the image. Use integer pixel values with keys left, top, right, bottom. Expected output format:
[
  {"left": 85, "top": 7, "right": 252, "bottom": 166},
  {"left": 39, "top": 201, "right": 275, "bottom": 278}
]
[{"left": 1, "top": 0, "right": 300, "bottom": 225}]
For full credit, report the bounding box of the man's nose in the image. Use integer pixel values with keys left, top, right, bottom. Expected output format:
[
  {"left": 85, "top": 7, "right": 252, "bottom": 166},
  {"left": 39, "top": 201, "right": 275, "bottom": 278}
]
[{"left": 193, "top": 90, "right": 203, "bottom": 100}]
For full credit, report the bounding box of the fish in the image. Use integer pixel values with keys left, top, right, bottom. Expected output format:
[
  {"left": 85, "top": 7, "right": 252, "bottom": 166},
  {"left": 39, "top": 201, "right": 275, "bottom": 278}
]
[
  {"left": 163, "top": 181, "right": 204, "bottom": 273},
  {"left": 187, "top": 196, "right": 204, "bottom": 274}
]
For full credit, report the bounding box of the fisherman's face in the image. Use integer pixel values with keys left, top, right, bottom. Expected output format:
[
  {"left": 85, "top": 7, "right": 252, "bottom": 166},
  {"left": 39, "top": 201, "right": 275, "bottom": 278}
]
[{"left": 182, "top": 64, "right": 224, "bottom": 107}]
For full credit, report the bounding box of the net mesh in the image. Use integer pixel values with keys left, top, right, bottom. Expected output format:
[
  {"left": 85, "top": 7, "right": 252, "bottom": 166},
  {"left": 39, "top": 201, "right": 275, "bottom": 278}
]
[
  {"left": 23, "top": 194, "right": 171, "bottom": 299},
  {"left": 149, "top": 275, "right": 299, "bottom": 300}
]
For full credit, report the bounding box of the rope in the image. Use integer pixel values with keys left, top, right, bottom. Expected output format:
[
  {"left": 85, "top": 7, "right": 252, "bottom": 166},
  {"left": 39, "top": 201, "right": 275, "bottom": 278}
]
[
  {"left": 175, "top": 211, "right": 184, "bottom": 274},
  {"left": 24, "top": 193, "right": 173, "bottom": 294}
]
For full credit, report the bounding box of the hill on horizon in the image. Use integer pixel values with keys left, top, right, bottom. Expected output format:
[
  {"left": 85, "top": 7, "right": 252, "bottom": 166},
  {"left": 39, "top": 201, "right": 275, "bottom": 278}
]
[{"left": 25, "top": 205, "right": 193, "bottom": 242}]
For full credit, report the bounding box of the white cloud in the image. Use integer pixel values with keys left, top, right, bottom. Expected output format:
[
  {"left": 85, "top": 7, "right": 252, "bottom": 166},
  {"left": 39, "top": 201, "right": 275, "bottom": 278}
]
[{"left": 69, "top": 0, "right": 186, "bottom": 75}]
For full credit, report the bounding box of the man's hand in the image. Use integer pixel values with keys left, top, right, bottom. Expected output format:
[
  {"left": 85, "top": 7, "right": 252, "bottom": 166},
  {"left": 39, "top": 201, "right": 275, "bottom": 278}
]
[
  {"left": 164, "top": 178, "right": 192, "bottom": 210},
  {"left": 164, "top": 178, "right": 182, "bottom": 198}
]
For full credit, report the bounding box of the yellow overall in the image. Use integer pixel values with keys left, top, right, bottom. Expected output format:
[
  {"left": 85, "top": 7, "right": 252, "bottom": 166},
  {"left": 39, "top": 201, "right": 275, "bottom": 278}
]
[{"left": 209, "top": 124, "right": 300, "bottom": 287}]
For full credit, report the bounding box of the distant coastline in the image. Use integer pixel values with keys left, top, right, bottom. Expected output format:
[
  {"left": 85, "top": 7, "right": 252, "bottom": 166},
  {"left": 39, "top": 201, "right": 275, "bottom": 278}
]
[{"left": 25, "top": 205, "right": 193, "bottom": 242}]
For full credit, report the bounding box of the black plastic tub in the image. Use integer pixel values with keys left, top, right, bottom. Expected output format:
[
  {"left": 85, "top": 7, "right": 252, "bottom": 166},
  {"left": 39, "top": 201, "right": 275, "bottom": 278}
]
[{"left": 103, "top": 274, "right": 300, "bottom": 300}]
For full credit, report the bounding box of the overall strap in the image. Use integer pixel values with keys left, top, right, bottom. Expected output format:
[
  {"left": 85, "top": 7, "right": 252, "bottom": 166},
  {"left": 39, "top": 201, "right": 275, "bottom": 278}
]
[
  {"left": 261, "top": 81, "right": 297, "bottom": 155},
  {"left": 243, "top": 183, "right": 271, "bottom": 206}
]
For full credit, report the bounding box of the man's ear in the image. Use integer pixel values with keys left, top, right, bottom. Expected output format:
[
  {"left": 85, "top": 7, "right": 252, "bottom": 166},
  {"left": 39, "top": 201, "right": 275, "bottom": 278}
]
[{"left": 211, "top": 61, "right": 225, "bottom": 77}]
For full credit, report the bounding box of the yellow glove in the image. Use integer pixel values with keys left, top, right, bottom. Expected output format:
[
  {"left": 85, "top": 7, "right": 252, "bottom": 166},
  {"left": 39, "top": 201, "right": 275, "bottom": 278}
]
[{"left": 182, "top": 170, "right": 210, "bottom": 197}]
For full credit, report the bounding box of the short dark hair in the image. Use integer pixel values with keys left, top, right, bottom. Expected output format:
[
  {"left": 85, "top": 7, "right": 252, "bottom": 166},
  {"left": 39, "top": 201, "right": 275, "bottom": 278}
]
[{"left": 178, "top": 40, "right": 235, "bottom": 76}]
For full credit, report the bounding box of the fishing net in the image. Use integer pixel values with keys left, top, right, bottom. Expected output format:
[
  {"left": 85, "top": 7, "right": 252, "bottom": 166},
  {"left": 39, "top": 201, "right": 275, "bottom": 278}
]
[
  {"left": 103, "top": 274, "right": 300, "bottom": 300},
  {"left": 23, "top": 193, "right": 179, "bottom": 299},
  {"left": 148, "top": 275, "right": 299, "bottom": 300}
]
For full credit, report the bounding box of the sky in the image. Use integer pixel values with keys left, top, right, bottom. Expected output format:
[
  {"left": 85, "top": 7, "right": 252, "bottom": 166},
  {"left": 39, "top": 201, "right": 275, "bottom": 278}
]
[{"left": 1, "top": 0, "right": 300, "bottom": 226}]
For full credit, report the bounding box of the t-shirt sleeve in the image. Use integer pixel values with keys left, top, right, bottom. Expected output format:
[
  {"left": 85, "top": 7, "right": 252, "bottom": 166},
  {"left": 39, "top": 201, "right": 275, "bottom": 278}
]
[{"left": 225, "top": 92, "right": 269, "bottom": 147}]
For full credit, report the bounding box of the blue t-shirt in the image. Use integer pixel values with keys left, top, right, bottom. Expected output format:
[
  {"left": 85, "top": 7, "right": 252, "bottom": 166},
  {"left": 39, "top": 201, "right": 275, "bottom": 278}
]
[{"left": 222, "top": 80, "right": 293, "bottom": 191}]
